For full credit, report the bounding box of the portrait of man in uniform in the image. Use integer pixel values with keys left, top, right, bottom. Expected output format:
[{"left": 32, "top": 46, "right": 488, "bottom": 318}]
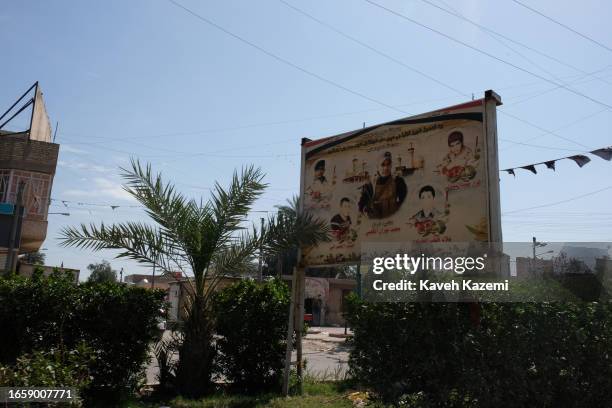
[
  {"left": 305, "top": 159, "right": 332, "bottom": 208},
  {"left": 330, "top": 197, "right": 353, "bottom": 241},
  {"left": 358, "top": 151, "right": 407, "bottom": 219}
]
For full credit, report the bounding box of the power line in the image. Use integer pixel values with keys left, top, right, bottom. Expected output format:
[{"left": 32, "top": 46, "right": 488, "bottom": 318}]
[
  {"left": 499, "top": 107, "right": 607, "bottom": 152},
  {"left": 166, "top": 0, "right": 406, "bottom": 114},
  {"left": 277, "top": 0, "right": 607, "bottom": 152},
  {"left": 364, "top": 0, "right": 612, "bottom": 110},
  {"left": 278, "top": 0, "right": 466, "bottom": 97},
  {"left": 419, "top": 0, "right": 612, "bottom": 86},
  {"left": 56, "top": 70, "right": 612, "bottom": 147},
  {"left": 502, "top": 186, "right": 612, "bottom": 215},
  {"left": 510, "top": 0, "right": 612, "bottom": 54}
]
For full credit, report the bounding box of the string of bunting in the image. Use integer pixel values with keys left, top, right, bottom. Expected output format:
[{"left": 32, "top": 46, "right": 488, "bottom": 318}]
[
  {"left": 501, "top": 146, "right": 612, "bottom": 176},
  {"left": 49, "top": 147, "right": 612, "bottom": 211},
  {"left": 50, "top": 198, "right": 143, "bottom": 210}
]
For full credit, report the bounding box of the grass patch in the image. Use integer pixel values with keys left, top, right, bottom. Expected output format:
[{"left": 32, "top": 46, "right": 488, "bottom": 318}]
[{"left": 126, "top": 381, "right": 359, "bottom": 408}]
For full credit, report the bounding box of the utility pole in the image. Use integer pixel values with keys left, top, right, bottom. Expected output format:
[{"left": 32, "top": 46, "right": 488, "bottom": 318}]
[
  {"left": 258, "top": 217, "right": 264, "bottom": 281},
  {"left": 4, "top": 182, "right": 25, "bottom": 275},
  {"left": 119, "top": 267, "right": 124, "bottom": 283}
]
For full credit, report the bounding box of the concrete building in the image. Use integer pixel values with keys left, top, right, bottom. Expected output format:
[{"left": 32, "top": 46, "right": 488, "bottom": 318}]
[
  {"left": 166, "top": 275, "right": 356, "bottom": 327},
  {"left": 287, "top": 276, "right": 356, "bottom": 326},
  {"left": 17, "top": 262, "right": 80, "bottom": 283},
  {"left": 124, "top": 271, "right": 183, "bottom": 290},
  {"left": 515, "top": 257, "right": 554, "bottom": 278},
  {"left": 1, "top": 84, "right": 59, "bottom": 273}
]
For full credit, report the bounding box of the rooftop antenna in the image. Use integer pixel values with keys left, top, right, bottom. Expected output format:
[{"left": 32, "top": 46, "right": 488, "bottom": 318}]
[{"left": 53, "top": 121, "right": 59, "bottom": 143}]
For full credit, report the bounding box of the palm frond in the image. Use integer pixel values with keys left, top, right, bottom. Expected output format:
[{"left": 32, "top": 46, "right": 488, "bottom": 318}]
[
  {"left": 209, "top": 165, "right": 266, "bottom": 248},
  {"left": 263, "top": 199, "right": 330, "bottom": 256},
  {"left": 120, "top": 159, "right": 200, "bottom": 252},
  {"left": 59, "top": 222, "right": 186, "bottom": 272}
]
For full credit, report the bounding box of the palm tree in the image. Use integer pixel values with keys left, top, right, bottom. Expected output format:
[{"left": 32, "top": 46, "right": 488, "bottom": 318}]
[{"left": 59, "top": 160, "right": 328, "bottom": 397}]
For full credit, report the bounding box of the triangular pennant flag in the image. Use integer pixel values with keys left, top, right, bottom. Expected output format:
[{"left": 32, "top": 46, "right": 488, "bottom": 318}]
[
  {"left": 590, "top": 147, "right": 612, "bottom": 161},
  {"left": 544, "top": 160, "right": 556, "bottom": 170},
  {"left": 521, "top": 165, "right": 537, "bottom": 174},
  {"left": 568, "top": 155, "right": 591, "bottom": 168},
  {"left": 505, "top": 169, "right": 515, "bottom": 176}
]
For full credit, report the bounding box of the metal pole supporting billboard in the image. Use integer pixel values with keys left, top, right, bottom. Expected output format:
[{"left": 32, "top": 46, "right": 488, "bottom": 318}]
[
  {"left": 281, "top": 267, "right": 298, "bottom": 396},
  {"left": 483, "top": 89, "right": 503, "bottom": 244},
  {"left": 282, "top": 138, "right": 310, "bottom": 396},
  {"left": 258, "top": 217, "right": 264, "bottom": 281}
]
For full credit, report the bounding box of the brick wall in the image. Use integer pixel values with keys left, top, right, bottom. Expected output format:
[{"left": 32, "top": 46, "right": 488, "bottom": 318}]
[{"left": 0, "top": 134, "right": 59, "bottom": 174}]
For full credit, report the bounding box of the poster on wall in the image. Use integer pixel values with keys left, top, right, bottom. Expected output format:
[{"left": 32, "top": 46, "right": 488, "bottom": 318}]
[{"left": 300, "top": 91, "right": 502, "bottom": 267}]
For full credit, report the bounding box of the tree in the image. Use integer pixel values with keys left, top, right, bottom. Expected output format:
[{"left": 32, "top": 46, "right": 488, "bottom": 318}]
[
  {"left": 19, "top": 251, "right": 46, "bottom": 265},
  {"left": 263, "top": 196, "right": 352, "bottom": 280},
  {"left": 59, "top": 160, "right": 329, "bottom": 397},
  {"left": 86, "top": 260, "right": 117, "bottom": 283}
]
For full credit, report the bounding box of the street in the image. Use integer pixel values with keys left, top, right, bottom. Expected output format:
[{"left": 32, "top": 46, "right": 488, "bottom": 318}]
[{"left": 146, "top": 327, "right": 351, "bottom": 385}]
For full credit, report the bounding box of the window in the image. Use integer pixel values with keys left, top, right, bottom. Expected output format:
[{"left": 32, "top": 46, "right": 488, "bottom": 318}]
[{"left": 0, "top": 170, "right": 10, "bottom": 203}]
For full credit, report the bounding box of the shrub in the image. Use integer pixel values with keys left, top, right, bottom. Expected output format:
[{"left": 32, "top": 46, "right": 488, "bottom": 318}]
[
  {"left": 212, "top": 279, "right": 290, "bottom": 393},
  {"left": 73, "top": 281, "right": 165, "bottom": 405},
  {"left": 0, "top": 342, "right": 95, "bottom": 399},
  {"left": 346, "top": 296, "right": 612, "bottom": 407},
  {"left": 0, "top": 273, "right": 165, "bottom": 406}
]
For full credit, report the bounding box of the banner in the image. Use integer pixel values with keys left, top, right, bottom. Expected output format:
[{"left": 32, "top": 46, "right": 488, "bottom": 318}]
[{"left": 300, "top": 93, "right": 502, "bottom": 267}]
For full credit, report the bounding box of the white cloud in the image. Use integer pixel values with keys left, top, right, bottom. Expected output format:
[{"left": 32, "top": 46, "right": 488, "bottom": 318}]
[
  {"left": 58, "top": 160, "right": 115, "bottom": 173},
  {"left": 60, "top": 144, "right": 89, "bottom": 154},
  {"left": 63, "top": 177, "right": 134, "bottom": 201}
]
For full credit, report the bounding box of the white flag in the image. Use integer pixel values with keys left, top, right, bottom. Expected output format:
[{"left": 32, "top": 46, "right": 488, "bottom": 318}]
[{"left": 30, "top": 85, "right": 52, "bottom": 142}]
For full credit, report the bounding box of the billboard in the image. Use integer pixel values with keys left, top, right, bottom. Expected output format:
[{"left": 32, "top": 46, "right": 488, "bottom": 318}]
[{"left": 299, "top": 91, "right": 502, "bottom": 267}]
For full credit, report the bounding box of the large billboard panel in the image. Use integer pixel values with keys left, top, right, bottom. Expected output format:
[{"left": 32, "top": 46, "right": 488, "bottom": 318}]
[{"left": 300, "top": 91, "right": 502, "bottom": 267}]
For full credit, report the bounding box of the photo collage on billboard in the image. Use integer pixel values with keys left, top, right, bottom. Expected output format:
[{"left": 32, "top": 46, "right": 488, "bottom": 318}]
[{"left": 301, "top": 98, "right": 498, "bottom": 266}]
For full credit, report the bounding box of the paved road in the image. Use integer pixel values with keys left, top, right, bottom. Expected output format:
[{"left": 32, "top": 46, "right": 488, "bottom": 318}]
[
  {"left": 146, "top": 327, "right": 352, "bottom": 385},
  {"left": 296, "top": 327, "right": 351, "bottom": 379}
]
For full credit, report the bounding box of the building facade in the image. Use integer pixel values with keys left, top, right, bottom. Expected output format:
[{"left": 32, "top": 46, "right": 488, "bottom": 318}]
[{"left": 0, "top": 132, "right": 59, "bottom": 271}]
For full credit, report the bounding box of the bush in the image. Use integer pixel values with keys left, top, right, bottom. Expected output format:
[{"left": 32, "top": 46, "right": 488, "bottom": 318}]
[
  {"left": 0, "top": 273, "right": 165, "bottom": 406},
  {"left": 212, "top": 279, "right": 290, "bottom": 393},
  {"left": 73, "top": 281, "right": 165, "bottom": 404},
  {"left": 346, "top": 296, "right": 612, "bottom": 407},
  {"left": 0, "top": 342, "right": 95, "bottom": 398}
]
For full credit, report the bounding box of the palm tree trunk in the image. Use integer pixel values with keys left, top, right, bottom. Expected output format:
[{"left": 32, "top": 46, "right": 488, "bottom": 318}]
[{"left": 176, "top": 295, "right": 215, "bottom": 397}]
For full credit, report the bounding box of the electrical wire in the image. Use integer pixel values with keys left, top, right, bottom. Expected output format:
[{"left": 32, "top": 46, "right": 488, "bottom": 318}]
[
  {"left": 502, "top": 185, "right": 612, "bottom": 215},
  {"left": 166, "top": 0, "right": 407, "bottom": 114},
  {"left": 510, "top": 0, "right": 612, "bottom": 54},
  {"left": 364, "top": 0, "right": 612, "bottom": 110},
  {"left": 420, "top": 0, "right": 612, "bottom": 86}
]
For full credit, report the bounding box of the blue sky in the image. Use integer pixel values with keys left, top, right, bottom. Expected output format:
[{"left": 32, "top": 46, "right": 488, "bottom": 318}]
[{"left": 2, "top": 0, "right": 611, "bottom": 279}]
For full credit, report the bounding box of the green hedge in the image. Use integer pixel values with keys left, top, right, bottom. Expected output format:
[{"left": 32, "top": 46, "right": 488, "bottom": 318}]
[
  {"left": 346, "top": 297, "right": 612, "bottom": 407},
  {"left": 212, "top": 279, "right": 290, "bottom": 393},
  {"left": 0, "top": 272, "right": 164, "bottom": 406}
]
